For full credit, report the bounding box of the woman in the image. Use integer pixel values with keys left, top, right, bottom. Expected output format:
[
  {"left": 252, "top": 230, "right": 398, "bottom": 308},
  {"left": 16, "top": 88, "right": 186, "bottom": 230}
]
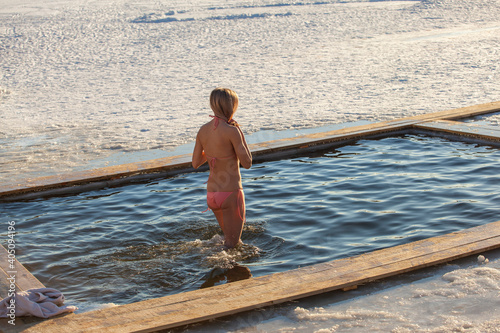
[{"left": 192, "top": 88, "right": 252, "bottom": 249}]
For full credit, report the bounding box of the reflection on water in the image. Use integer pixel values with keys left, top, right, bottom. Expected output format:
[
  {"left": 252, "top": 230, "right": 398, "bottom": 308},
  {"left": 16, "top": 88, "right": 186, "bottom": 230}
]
[
  {"left": 1, "top": 135, "right": 500, "bottom": 313},
  {"left": 201, "top": 264, "right": 253, "bottom": 289}
]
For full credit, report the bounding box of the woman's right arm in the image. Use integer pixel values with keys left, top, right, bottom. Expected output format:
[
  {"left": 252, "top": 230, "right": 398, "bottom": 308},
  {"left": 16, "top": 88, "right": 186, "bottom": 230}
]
[{"left": 192, "top": 132, "right": 207, "bottom": 169}]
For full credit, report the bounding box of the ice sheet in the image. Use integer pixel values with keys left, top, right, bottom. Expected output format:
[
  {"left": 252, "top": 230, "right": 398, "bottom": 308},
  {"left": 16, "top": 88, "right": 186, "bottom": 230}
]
[{"left": 1, "top": 0, "right": 499, "bottom": 184}]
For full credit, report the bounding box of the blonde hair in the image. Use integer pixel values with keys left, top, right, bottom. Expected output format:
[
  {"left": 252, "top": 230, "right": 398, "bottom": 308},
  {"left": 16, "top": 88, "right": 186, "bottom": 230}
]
[{"left": 210, "top": 88, "right": 239, "bottom": 120}]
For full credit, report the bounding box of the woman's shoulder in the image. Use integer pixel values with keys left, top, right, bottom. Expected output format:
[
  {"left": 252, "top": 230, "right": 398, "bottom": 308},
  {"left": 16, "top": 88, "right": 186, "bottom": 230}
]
[
  {"left": 198, "top": 120, "right": 239, "bottom": 137},
  {"left": 198, "top": 121, "right": 213, "bottom": 134},
  {"left": 221, "top": 122, "right": 241, "bottom": 136}
]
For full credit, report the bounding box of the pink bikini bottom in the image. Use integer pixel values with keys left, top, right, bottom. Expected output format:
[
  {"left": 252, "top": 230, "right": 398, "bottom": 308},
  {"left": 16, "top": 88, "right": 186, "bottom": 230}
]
[{"left": 205, "top": 189, "right": 244, "bottom": 221}]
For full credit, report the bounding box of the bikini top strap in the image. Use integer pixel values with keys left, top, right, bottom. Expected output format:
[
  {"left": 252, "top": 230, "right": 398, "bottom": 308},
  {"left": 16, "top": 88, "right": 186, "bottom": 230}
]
[
  {"left": 207, "top": 156, "right": 217, "bottom": 168},
  {"left": 205, "top": 154, "right": 234, "bottom": 161},
  {"left": 210, "top": 115, "right": 237, "bottom": 130},
  {"left": 204, "top": 153, "right": 235, "bottom": 184},
  {"left": 209, "top": 115, "right": 219, "bottom": 130}
]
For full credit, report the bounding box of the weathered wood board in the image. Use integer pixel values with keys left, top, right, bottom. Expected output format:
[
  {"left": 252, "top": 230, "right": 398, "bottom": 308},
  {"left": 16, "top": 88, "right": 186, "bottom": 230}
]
[
  {"left": 16, "top": 220, "right": 500, "bottom": 333},
  {"left": 1, "top": 245, "right": 47, "bottom": 331},
  {"left": 414, "top": 120, "right": 500, "bottom": 143},
  {"left": 0, "top": 245, "right": 45, "bottom": 299}
]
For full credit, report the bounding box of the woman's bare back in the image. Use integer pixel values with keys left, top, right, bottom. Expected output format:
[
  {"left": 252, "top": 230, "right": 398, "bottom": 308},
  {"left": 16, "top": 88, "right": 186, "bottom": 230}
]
[{"left": 194, "top": 118, "right": 251, "bottom": 192}]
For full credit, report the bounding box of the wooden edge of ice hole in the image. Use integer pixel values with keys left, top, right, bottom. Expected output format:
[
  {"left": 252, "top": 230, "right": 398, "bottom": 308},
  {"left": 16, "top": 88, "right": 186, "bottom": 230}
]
[{"left": 0, "top": 244, "right": 48, "bottom": 328}]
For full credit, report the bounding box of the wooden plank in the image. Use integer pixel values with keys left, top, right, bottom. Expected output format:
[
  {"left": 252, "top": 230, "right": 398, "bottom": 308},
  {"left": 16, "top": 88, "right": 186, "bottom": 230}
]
[
  {"left": 1, "top": 101, "right": 499, "bottom": 200},
  {"left": 20, "top": 221, "right": 500, "bottom": 333},
  {"left": 385, "top": 101, "right": 500, "bottom": 123},
  {"left": 0, "top": 263, "right": 12, "bottom": 300},
  {"left": 0, "top": 245, "right": 45, "bottom": 299},
  {"left": 414, "top": 120, "right": 500, "bottom": 143},
  {"left": 0, "top": 154, "right": 193, "bottom": 199},
  {"left": 412, "top": 101, "right": 500, "bottom": 121},
  {"left": 1, "top": 245, "right": 48, "bottom": 332}
]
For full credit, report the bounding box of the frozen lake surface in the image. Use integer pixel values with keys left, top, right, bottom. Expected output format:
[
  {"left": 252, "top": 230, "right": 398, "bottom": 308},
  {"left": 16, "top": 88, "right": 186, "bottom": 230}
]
[{"left": 1, "top": 0, "right": 500, "bottom": 184}]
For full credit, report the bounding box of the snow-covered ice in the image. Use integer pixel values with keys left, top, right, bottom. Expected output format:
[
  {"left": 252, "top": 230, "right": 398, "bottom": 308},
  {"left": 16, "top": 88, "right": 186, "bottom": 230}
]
[{"left": 1, "top": 0, "right": 500, "bottom": 184}]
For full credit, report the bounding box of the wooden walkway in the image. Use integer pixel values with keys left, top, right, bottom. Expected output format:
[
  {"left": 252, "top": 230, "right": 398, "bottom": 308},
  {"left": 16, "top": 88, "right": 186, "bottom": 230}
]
[
  {"left": 0, "top": 245, "right": 45, "bottom": 299},
  {"left": 0, "top": 245, "right": 47, "bottom": 330},
  {"left": 7, "top": 220, "right": 500, "bottom": 333},
  {"left": 414, "top": 119, "right": 500, "bottom": 143}
]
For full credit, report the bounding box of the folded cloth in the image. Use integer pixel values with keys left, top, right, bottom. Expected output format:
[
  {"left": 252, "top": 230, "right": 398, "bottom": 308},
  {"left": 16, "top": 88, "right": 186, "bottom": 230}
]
[{"left": 0, "top": 288, "right": 77, "bottom": 318}]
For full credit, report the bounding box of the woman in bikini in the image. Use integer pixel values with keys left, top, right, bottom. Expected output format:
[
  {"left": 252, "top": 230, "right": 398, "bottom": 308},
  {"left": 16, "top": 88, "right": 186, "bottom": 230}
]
[{"left": 192, "top": 88, "right": 252, "bottom": 249}]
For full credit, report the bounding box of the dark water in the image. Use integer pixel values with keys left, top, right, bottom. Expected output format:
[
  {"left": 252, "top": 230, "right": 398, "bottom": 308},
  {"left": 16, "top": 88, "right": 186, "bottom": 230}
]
[{"left": 1, "top": 135, "right": 499, "bottom": 312}]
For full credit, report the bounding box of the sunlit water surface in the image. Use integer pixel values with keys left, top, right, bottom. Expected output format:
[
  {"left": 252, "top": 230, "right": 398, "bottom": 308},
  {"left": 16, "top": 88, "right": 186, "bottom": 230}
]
[{"left": 1, "top": 135, "right": 499, "bottom": 318}]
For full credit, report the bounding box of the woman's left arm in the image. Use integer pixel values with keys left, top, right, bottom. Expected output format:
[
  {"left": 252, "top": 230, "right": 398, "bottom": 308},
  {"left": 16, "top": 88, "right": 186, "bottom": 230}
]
[{"left": 232, "top": 126, "right": 252, "bottom": 169}]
